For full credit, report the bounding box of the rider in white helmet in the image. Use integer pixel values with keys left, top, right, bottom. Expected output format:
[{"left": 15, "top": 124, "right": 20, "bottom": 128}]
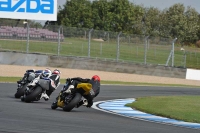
[{"left": 40, "top": 69, "right": 61, "bottom": 101}]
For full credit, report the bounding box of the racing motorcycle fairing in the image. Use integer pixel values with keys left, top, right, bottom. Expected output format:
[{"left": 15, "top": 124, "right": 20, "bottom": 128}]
[
  {"left": 76, "top": 83, "right": 92, "bottom": 95},
  {"left": 57, "top": 92, "right": 65, "bottom": 108},
  {"left": 27, "top": 77, "right": 53, "bottom": 91},
  {"left": 55, "top": 83, "right": 92, "bottom": 109}
]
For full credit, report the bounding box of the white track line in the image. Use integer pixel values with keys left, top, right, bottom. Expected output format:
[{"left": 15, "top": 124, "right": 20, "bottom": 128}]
[{"left": 92, "top": 98, "right": 200, "bottom": 130}]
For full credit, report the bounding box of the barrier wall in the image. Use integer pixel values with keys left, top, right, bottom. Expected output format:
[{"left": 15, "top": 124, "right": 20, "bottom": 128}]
[{"left": 0, "top": 51, "right": 187, "bottom": 79}]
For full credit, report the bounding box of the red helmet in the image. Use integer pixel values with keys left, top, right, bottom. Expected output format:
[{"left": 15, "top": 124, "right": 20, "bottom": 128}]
[
  {"left": 52, "top": 69, "right": 61, "bottom": 75},
  {"left": 92, "top": 75, "right": 100, "bottom": 82}
]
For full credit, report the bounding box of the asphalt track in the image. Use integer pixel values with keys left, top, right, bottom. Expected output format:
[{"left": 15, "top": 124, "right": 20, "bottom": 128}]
[{"left": 0, "top": 83, "right": 200, "bottom": 133}]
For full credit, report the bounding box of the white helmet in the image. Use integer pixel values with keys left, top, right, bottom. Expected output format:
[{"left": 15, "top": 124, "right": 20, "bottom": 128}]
[{"left": 42, "top": 68, "right": 52, "bottom": 78}]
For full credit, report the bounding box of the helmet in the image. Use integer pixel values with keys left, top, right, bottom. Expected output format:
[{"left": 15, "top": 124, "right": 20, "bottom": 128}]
[
  {"left": 52, "top": 69, "right": 61, "bottom": 75},
  {"left": 92, "top": 75, "right": 100, "bottom": 82},
  {"left": 42, "top": 68, "right": 52, "bottom": 78}
]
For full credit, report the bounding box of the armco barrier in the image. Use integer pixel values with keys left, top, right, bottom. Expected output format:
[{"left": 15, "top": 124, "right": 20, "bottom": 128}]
[{"left": 0, "top": 51, "right": 186, "bottom": 79}]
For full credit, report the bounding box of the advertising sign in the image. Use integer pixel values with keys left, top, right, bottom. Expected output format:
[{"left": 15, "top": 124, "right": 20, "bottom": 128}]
[
  {"left": 186, "top": 69, "right": 200, "bottom": 80},
  {"left": 0, "top": 0, "right": 57, "bottom": 20}
]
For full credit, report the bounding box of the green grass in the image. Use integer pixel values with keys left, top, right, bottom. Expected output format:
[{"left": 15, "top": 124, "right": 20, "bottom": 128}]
[
  {"left": 126, "top": 96, "right": 200, "bottom": 123},
  {"left": 1, "top": 76, "right": 199, "bottom": 87},
  {"left": 1, "top": 38, "right": 200, "bottom": 68}
]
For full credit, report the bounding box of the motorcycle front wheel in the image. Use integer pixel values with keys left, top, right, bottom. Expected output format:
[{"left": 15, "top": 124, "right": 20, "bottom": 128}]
[
  {"left": 51, "top": 101, "right": 58, "bottom": 109},
  {"left": 24, "top": 86, "right": 42, "bottom": 103},
  {"left": 63, "top": 93, "right": 82, "bottom": 112}
]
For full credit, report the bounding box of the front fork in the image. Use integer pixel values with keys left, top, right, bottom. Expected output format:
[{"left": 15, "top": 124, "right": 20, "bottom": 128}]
[
  {"left": 64, "top": 93, "right": 74, "bottom": 104},
  {"left": 17, "top": 84, "right": 22, "bottom": 91},
  {"left": 25, "top": 86, "right": 31, "bottom": 95}
]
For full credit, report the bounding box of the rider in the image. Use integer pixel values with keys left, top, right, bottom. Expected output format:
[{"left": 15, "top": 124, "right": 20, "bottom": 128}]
[
  {"left": 17, "top": 69, "right": 43, "bottom": 86},
  {"left": 67, "top": 75, "right": 101, "bottom": 108},
  {"left": 40, "top": 69, "right": 61, "bottom": 101}
]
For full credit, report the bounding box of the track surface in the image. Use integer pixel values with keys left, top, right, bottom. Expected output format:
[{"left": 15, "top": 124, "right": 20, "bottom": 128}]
[{"left": 0, "top": 83, "right": 200, "bottom": 133}]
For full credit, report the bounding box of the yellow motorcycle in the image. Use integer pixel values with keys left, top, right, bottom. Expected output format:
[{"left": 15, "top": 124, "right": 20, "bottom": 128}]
[{"left": 51, "top": 79, "right": 92, "bottom": 112}]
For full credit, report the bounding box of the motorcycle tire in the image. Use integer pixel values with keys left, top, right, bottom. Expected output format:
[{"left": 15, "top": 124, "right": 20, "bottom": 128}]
[
  {"left": 51, "top": 101, "right": 58, "bottom": 109},
  {"left": 14, "top": 83, "right": 28, "bottom": 98},
  {"left": 24, "top": 86, "right": 42, "bottom": 103},
  {"left": 63, "top": 93, "right": 82, "bottom": 112},
  {"left": 21, "top": 96, "right": 25, "bottom": 102}
]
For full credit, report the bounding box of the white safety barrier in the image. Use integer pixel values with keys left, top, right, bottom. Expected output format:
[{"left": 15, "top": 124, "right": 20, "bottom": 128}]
[{"left": 186, "top": 69, "right": 200, "bottom": 80}]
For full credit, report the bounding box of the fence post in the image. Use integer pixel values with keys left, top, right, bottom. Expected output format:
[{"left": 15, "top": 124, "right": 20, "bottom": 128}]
[
  {"left": 57, "top": 26, "right": 62, "bottom": 56},
  {"left": 85, "top": 30, "right": 87, "bottom": 39},
  {"left": 107, "top": 32, "right": 110, "bottom": 43},
  {"left": 165, "top": 38, "right": 177, "bottom": 67},
  {"left": 144, "top": 36, "right": 149, "bottom": 65},
  {"left": 116, "top": 31, "right": 122, "bottom": 62},
  {"left": 88, "top": 28, "right": 93, "bottom": 57},
  {"left": 184, "top": 51, "right": 187, "bottom": 68},
  {"left": 172, "top": 38, "right": 177, "bottom": 67},
  {"left": 25, "top": 22, "right": 30, "bottom": 53}
]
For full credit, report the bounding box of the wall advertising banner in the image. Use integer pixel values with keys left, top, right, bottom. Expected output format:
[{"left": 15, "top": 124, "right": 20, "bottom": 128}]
[
  {"left": 0, "top": 0, "right": 57, "bottom": 21},
  {"left": 186, "top": 69, "right": 200, "bottom": 80}
]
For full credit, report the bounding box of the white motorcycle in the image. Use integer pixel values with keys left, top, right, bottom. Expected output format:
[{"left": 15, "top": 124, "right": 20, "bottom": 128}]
[
  {"left": 21, "top": 75, "right": 57, "bottom": 103},
  {"left": 15, "top": 70, "right": 43, "bottom": 98}
]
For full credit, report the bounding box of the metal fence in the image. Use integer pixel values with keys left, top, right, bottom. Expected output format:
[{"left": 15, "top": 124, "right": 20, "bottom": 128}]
[{"left": 1, "top": 23, "right": 200, "bottom": 69}]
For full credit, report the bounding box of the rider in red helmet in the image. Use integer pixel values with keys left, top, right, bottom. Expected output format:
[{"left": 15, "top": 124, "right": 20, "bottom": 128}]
[
  {"left": 63, "top": 75, "right": 101, "bottom": 108},
  {"left": 91, "top": 75, "right": 100, "bottom": 97},
  {"left": 52, "top": 69, "right": 61, "bottom": 75}
]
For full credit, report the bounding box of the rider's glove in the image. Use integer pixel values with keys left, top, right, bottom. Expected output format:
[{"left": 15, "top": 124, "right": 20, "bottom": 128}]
[{"left": 66, "top": 78, "right": 71, "bottom": 83}]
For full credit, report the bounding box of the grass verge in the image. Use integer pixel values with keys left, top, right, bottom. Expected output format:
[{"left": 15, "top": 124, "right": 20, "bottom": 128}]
[
  {"left": 126, "top": 96, "right": 200, "bottom": 123},
  {"left": 0, "top": 76, "right": 200, "bottom": 87}
]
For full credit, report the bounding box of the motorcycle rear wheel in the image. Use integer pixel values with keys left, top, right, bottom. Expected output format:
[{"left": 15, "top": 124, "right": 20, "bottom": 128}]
[
  {"left": 24, "top": 86, "right": 42, "bottom": 103},
  {"left": 63, "top": 93, "right": 82, "bottom": 112},
  {"left": 14, "top": 83, "right": 28, "bottom": 98}
]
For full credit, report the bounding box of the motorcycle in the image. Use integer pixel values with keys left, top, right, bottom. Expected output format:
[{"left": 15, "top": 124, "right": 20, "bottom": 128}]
[
  {"left": 51, "top": 79, "right": 92, "bottom": 112},
  {"left": 21, "top": 74, "right": 57, "bottom": 103},
  {"left": 14, "top": 70, "right": 43, "bottom": 98}
]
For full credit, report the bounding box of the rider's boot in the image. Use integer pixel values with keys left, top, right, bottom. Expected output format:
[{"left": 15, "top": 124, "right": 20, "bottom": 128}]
[
  {"left": 76, "top": 100, "right": 84, "bottom": 108},
  {"left": 40, "top": 93, "right": 49, "bottom": 101},
  {"left": 46, "top": 90, "right": 53, "bottom": 97}
]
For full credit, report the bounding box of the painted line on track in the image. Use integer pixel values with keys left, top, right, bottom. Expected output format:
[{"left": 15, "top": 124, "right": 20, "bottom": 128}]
[{"left": 92, "top": 98, "right": 200, "bottom": 130}]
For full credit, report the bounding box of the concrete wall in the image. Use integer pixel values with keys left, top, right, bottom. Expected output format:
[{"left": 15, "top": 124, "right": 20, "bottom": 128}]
[
  {"left": 0, "top": 51, "right": 186, "bottom": 79},
  {"left": 0, "top": 51, "right": 49, "bottom": 66}
]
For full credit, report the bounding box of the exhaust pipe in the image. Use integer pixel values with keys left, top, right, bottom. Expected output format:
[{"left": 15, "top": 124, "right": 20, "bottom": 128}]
[{"left": 83, "top": 99, "right": 88, "bottom": 106}]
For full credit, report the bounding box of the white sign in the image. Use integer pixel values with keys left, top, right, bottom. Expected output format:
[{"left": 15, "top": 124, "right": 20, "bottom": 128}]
[
  {"left": 0, "top": 0, "right": 57, "bottom": 21},
  {"left": 186, "top": 69, "right": 200, "bottom": 80}
]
